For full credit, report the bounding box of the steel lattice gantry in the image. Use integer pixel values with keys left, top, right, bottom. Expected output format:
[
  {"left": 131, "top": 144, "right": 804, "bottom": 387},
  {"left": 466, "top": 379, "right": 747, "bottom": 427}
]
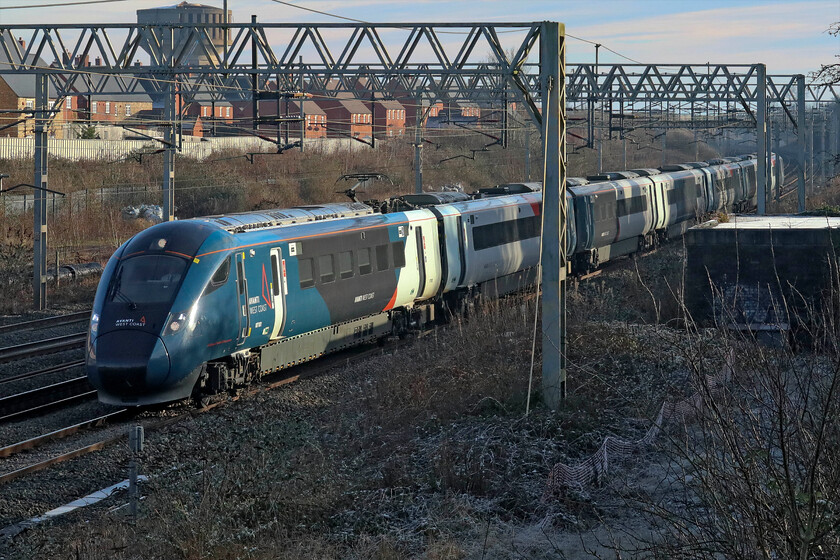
[
  {"left": 564, "top": 63, "right": 839, "bottom": 105},
  {"left": 0, "top": 21, "right": 568, "bottom": 407},
  {"left": 562, "top": 63, "right": 839, "bottom": 214},
  {"left": 0, "top": 23, "right": 549, "bottom": 104}
]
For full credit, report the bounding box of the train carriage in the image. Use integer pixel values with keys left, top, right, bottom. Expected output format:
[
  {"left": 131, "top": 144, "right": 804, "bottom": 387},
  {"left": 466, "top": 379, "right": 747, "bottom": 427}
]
[
  {"left": 660, "top": 168, "right": 708, "bottom": 238},
  {"left": 435, "top": 193, "right": 543, "bottom": 299},
  {"left": 571, "top": 177, "right": 656, "bottom": 271},
  {"left": 87, "top": 153, "right": 778, "bottom": 407}
]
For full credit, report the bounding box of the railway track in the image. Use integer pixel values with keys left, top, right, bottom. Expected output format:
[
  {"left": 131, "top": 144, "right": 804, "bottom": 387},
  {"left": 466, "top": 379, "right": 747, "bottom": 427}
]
[
  {"left": 0, "top": 360, "right": 85, "bottom": 385},
  {"left": 0, "top": 410, "right": 132, "bottom": 485},
  {"left": 0, "top": 340, "right": 394, "bottom": 486},
  {"left": 0, "top": 333, "right": 86, "bottom": 364},
  {"left": 0, "top": 310, "right": 90, "bottom": 336},
  {"left": 0, "top": 377, "right": 96, "bottom": 423}
]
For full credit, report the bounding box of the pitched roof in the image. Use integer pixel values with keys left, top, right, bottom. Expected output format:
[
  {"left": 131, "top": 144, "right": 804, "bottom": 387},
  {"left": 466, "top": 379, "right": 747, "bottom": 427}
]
[
  {"left": 338, "top": 98, "right": 371, "bottom": 115},
  {"left": 0, "top": 41, "right": 57, "bottom": 98},
  {"left": 87, "top": 77, "right": 154, "bottom": 103},
  {"left": 289, "top": 99, "right": 326, "bottom": 116}
]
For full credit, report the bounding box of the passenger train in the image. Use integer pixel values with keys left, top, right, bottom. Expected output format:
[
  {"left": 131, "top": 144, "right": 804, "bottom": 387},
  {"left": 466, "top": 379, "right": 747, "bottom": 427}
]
[{"left": 87, "top": 154, "right": 782, "bottom": 406}]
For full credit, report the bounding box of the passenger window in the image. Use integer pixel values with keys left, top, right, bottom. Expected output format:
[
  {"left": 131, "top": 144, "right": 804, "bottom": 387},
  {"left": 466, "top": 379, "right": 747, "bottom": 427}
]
[
  {"left": 270, "top": 254, "right": 280, "bottom": 296},
  {"left": 338, "top": 251, "right": 353, "bottom": 279},
  {"left": 376, "top": 245, "right": 389, "bottom": 271},
  {"left": 204, "top": 257, "right": 230, "bottom": 296},
  {"left": 319, "top": 254, "right": 335, "bottom": 283},
  {"left": 358, "top": 248, "right": 372, "bottom": 275},
  {"left": 391, "top": 242, "right": 405, "bottom": 268},
  {"left": 212, "top": 258, "right": 230, "bottom": 285},
  {"left": 299, "top": 258, "right": 314, "bottom": 289},
  {"left": 236, "top": 260, "right": 246, "bottom": 296}
]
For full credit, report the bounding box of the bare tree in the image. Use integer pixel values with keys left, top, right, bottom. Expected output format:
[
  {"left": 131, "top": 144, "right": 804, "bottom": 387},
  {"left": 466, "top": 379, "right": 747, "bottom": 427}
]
[
  {"left": 812, "top": 22, "right": 840, "bottom": 85},
  {"left": 620, "top": 276, "right": 840, "bottom": 559}
]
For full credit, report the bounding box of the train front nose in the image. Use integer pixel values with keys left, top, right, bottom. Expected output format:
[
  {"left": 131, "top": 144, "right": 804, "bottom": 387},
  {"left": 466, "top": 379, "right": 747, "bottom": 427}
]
[{"left": 88, "top": 330, "right": 171, "bottom": 405}]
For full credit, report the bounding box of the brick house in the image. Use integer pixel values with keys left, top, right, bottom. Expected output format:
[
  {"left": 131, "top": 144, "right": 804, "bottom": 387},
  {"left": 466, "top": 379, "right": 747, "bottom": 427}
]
[
  {"left": 427, "top": 101, "right": 481, "bottom": 129},
  {"left": 295, "top": 100, "right": 327, "bottom": 139},
  {"left": 313, "top": 85, "right": 372, "bottom": 140},
  {"left": 352, "top": 79, "right": 406, "bottom": 138},
  {"left": 183, "top": 101, "right": 234, "bottom": 136},
  {"left": 81, "top": 93, "right": 154, "bottom": 124},
  {"left": 230, "top": 98, "right": 327, "bottom": 139},
  {"left": 377, "top": 99, "right": 406, "bottom": 137},
  {"left": 0, "top": 40, "right": 70, "bottom": 138}
]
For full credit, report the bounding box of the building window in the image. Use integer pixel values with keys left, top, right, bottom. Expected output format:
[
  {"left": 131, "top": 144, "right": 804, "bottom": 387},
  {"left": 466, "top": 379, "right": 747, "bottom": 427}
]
[
  {"left": 105, "top": 102, "right": 110, "bottom": 114},
  {"left": 125, "top": 104, "right": 131, "bottom": 116},
  {"left": 91, "top": 101, "right": 97, "bottom": 113},
  {"left": 25, "top": 99, "right": 34, "bottom": 109},
  {"left": 66, "top": 97, "right": 72, "bottom": 109},
  {"left": 226, "top": 107, "right": 231, "bottom": 118}
]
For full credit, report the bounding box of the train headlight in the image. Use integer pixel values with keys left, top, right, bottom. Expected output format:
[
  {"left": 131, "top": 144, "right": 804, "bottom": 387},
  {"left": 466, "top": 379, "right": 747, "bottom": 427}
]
[
  {"left": 90, "top": 312, "right": 99, "bottom": 335},
  {"left": 166, "top": 312, "right": 187, "bottom": 335}
]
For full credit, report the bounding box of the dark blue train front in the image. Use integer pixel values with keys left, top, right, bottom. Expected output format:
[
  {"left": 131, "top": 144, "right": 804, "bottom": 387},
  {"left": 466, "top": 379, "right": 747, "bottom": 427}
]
[{"left": 87, "top": 220, "right": 238, "bottom": 405}]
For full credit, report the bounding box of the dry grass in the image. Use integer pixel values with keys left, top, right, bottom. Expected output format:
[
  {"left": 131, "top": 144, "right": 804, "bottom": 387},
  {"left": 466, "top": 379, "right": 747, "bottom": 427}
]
[{"left": 11, "top": 283, "right": 689, "bottom": 559}]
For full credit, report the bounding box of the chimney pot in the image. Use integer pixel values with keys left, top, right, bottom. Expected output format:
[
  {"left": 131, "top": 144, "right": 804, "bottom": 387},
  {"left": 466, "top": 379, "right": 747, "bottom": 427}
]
[{"left": 17, "top": 38, "right": 25, "bottom": 50}]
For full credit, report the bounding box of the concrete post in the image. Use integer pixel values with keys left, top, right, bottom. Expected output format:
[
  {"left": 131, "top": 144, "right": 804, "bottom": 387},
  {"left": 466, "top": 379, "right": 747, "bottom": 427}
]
[
  {"left": 33, "top": 73, "right": 49, "bottom": 310},
  {"left": 796, "top": 75, "right": 807, "bottom": 212},
  {"left": 128, "top": 426, "right": 144, "bottom": 520},
  {"left": 540, "top": 22, "right": 567, "bottom": 408},
  {"left": 756, "top": 64, "right": 767, "bottom": 215}
]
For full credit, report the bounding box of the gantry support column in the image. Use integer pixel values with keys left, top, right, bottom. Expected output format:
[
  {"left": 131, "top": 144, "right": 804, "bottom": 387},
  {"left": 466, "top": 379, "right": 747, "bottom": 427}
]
[
  {"left": 540, "top": 22, "right": 567, "bottom": 408},
  {"left": 33, "top": 73, "right": 49, "bottom": 310},
  {"left": 809, "top": 110, "right": 815, "bottom": 191},
  {"left": 820, "top": 112, "right": 827, "bottom": 182},
  {"left": 162, "top": 79, "right": 176, "bottom": 222},
  {"left": 832, "top": 102, "right": 840, "bottom": 179},
  {"left": 796, "top": 75, "right": 807, "bottom": 212},
  {"left": 756, "top": 64, "right": 767, "bottom": 215},
  {"left": 414, "top": 94, "right": 423, "bottom": 194}
]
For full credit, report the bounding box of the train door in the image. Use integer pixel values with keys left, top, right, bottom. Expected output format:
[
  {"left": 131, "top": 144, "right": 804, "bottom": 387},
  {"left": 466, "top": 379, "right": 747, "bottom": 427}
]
[
  {"left": 269, "top": 248, "right": 286, "bottom": 339},
  {"left": 415, "top": 226, "right": 427, "bottom": 298},
  {"left": 235, "top": 252, "right": 249, "bottom": 346}
]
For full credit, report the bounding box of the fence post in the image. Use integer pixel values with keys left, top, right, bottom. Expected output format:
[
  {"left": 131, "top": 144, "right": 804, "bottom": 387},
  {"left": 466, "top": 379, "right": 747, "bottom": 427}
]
[{"left": 128, "top": 425, "right": 144, "bottom": 521}]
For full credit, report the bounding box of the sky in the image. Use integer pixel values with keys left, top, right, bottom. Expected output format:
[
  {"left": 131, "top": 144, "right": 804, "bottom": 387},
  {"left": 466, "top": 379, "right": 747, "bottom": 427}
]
[{"left": 0, "top": 0, "right": 837, "bottom": 76}]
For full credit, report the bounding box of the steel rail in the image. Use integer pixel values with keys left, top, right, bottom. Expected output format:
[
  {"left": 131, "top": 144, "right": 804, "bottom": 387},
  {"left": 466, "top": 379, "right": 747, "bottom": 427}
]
[
  {"left": 0, "top": 333, "right": 86, "bottom": 363},
  {"left": 0, "top": 377, "right": 94, "bottom": 422},
  {"left": 0, "top": 341, "right": 394, "bottom": 486},
  {"left": 0, "top": 360, "right": 85, "bottom": 385},
  {"left": 0, "top": 409, "right": 130, "bottom": 459},
  {"left": 0, "top": 311, "right": 90, "bottom": 335}
]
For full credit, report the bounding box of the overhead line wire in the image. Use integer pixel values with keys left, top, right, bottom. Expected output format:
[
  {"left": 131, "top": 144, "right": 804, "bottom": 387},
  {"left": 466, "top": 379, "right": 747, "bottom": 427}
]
[{"left": 0, "top": 0, "right": 130, "bottom": 9}]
